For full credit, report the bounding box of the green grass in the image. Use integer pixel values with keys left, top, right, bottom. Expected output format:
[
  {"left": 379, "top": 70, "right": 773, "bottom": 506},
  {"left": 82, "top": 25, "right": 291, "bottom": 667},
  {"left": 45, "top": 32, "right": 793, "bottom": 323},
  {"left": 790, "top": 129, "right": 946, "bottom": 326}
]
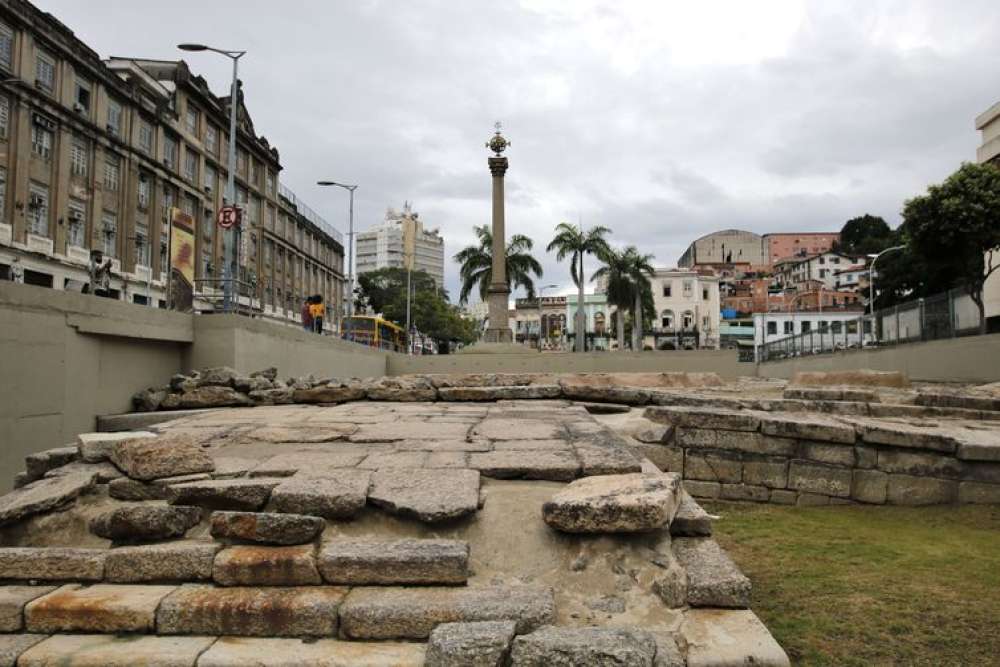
[{"left": 702, "top": 501, "right": 1000, "bottom": 667}]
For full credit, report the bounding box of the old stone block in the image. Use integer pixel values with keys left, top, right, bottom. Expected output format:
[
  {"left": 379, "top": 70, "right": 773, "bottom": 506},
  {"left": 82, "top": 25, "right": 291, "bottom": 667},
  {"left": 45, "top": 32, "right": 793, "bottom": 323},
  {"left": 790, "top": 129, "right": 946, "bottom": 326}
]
[
  {"left": 105, "top": 540, "right": 220, "bottom": 583},
  {"left": 798, "top": 440, "right": 855, "bottom": 467},
  {"left": 796, "top": 493, "right": 831, "bottom": 506},
  {"left": 683, "top": 480, "right": 721, "bottom": 499},
  {"left": 366, "top": 376, "right": 438, "bottom": 401},
  {"left": 156, "top": 584, "right": 347, "bottom": 637},
  {"left": 319, "top": 539, "right": 468, "bottom": 585},
  {"left": 25, "top": 583, "right": 176, "bottom": 633},
  {"left": 856, "top": 419, "right": 957, "bottom": 453},
  {"left": 542, "top": 473, "right": 681, "bottom": 533},
  {"left": 197, "top": 637, "right": 426, "bottom": 667},
  {"left": 788, "top": 461, "right": 852, "bottom": 498},
  {"left": 339, "top": 586, "right": 555, "bottom": 640},
  {"left": 877, "top": 449, "right": 964, "bottom": 479},
  {"left": 573, "top": 442, "right": 643, "bottom": 476},
  {"left": 211, "top": 510, "right": 325, "bottom": 545},
  {"left": 510, "top": 626, "right": 657, "bottom": 666},
  {"left": 77, "top": 430, "right": 157, "bottom": 463},
  {"left": 24, "top": 446, "right": 78, "bottom": 480},
  {"left": 359, "top": 451, "right": 430, "bottom": 469},
  {"left": 851, "top": 469, "right": 888, "bottom": 504},
  {"left": 769, "top": 489, "right": 797, "bottom": 505},
  {"left": 742, "top": 459, "right": 788, "bottom": 489},
  {"left": 293, "top": 380, "right": 367, "bottom": 404},
  {"left": 0, "top": 547, "right": 105, "bottom": 581},
  {"left": 351, "top": 421, "right": 472, "bottom": 442},
  {"left": 271, "top": 471, "right": 372, "bottom": 519},
  {"left": 107, "top": 477, "right": 170, "bottom": 501},
  {"left": 673, "top": 538, "right": 750, "bottom": 608},
  {"left": 109, "top": 434, "right": 215, "bottom": 481},
  {"left": 855, "top": 444, "right": 878, "bottom": 469},
  {"left": 17, "top": 634, "right": 217, "bottom": 667},
  {"left": 90, "top": 505, "right": 202, "bottom": 542},
  {"left": 720, "top": 483, "right": 770, "bottom": 502},
  {"left": 469, "top": 450, "right": 580, "bottom": 482},
  {"left": 682, "top": 609, "right": 790, "bottom": 667},
  {"left": 958, "top": 481, "right": 1000, "bottom": 504},
  {"left": 670, "top": 491, "right": 713, "bottom": 536},
  {"left": 684, "top": 451, "right": 742, "bottom": 484},
  {"left": 953, "top": 428, "right": 1000, "bottom": 462},
  {"left": 214, "top": 544, "right": 321, "bottom": 586},
  {"left": 250, "top": 451, "right": 367, "bottom": 477},
  {"left": 646, "top": 406, "right": 761, "bottom": 432},
  {"left": 169, "top": 478, "right": 281, "bottom": 511},
  {"left": 368, "top": 468, "right": 480, "bottom": 523},
  {"left": 630, "top": 443, "right": 684, "bottom": 473},
  {"left": 760, "top": 414, "right": 856, "bottom": 444},
  {"left": 886, "top": 474, "right": 958, "bottom": 505},
  {"left": 426, "top": 620, "right": 516, "bottom": 667},
  {"left": 0, "top": 585, "right": 56, "bottom": 631},
  {"left": 473, "top": 419, "right": 566, "bottom": 440},
  {"left": 0, "top": 471, "right": 97, "bottom": 527},
  {"left": 0, "top": 634, "right": 48, "bottom": 667}
]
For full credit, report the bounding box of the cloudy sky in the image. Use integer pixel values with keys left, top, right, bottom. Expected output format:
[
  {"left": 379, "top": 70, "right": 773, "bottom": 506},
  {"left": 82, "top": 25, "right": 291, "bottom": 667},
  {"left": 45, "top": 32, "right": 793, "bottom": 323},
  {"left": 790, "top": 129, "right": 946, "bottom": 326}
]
[{"left": 43, "top": 0, "right": 1000, "bottom": 302}]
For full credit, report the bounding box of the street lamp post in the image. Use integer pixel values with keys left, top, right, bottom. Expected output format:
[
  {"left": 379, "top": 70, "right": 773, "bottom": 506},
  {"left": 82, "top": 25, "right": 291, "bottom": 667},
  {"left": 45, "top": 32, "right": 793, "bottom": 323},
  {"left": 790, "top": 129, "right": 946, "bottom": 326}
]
[
  {"left": 317, "top": 181, "right": 357, "bottom": 338},
  {"left": 537, "top": 284, "right": 558, "bottom": 350},
  {"left": 868, "top": 245, "right": 905, "bottom": 344},
  {"left": 178, "top": 44, "right": 245, "bottom": 314}
]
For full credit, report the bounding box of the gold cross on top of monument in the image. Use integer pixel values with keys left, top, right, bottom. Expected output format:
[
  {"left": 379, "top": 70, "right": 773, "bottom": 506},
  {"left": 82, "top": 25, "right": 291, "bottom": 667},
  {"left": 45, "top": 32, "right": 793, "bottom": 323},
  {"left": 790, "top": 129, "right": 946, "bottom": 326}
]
[{"left": 486, "top": 121, "right": 509, "bottom": 156}]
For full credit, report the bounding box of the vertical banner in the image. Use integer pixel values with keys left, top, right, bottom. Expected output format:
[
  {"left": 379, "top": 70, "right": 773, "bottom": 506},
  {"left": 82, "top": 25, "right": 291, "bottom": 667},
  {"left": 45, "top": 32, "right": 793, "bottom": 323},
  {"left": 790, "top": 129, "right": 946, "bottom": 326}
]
[{"left": 169, "top": 207, "right": 196, "bottom": 312}]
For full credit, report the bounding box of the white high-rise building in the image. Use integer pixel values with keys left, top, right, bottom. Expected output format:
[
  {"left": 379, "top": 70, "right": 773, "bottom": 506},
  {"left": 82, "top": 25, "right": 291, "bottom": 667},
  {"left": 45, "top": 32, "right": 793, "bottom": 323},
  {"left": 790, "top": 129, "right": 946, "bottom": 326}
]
[{"left": 355, "top": 202, "right": 445, "bottom": 287}]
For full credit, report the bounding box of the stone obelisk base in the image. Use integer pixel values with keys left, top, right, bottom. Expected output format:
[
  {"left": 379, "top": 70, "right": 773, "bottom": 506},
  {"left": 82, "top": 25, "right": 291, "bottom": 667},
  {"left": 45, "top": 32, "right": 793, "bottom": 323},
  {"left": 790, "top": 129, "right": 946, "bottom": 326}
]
[{"left": 482, "top": 283, "right": 513, "bottom": 343}]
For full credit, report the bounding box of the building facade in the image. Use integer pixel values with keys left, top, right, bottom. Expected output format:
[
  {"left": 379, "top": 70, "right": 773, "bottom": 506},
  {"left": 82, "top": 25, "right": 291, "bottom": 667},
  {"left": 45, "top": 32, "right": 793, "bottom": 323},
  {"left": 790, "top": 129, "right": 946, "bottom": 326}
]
[
  {"left": 762, "top": 232, "right": 840, "bottom": 265},
  {"left": 975, "top": 99, "right": 1000, "bottom": 329},
  {"left": 772, "top": 251, "right": 863, "bottom": 291},
  {"left": 565, "top": 293, "right": 610, "bottom": 350},
  {"left": 0, "top": 1, "right": 344, "bottom": 329},
  {"left": 355, "top": 202, "right": 444, "bottom": 287},
  {"left": 649, "top": 269, "right": 720, "bottom": 350},
  {"left": 677, "top": 229, "right": 764, "bottom": 268}
]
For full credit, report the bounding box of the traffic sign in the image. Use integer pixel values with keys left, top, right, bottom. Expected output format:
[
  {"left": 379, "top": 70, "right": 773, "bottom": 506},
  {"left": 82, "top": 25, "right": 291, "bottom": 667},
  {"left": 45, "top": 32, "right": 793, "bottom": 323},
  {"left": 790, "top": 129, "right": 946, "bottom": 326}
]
[{"left": 217, "top": 206, "right": 241, "bottom": 230}]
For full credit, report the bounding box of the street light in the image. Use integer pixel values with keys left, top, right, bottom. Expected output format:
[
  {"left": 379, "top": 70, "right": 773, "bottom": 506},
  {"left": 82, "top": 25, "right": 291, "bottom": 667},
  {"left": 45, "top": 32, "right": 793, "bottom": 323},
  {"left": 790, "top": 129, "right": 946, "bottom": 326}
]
[
  {"left": 178, "top": 43, "right": 246, "bottom": 313},
  {"left": 317, "top": 181, "right": 358, "bottom": 336},
  {"left": 868, "top": 245, "right": 905, "bottom": 344},
  {"left": 537, "top": 284, "right": 558, "bottom": 349}
]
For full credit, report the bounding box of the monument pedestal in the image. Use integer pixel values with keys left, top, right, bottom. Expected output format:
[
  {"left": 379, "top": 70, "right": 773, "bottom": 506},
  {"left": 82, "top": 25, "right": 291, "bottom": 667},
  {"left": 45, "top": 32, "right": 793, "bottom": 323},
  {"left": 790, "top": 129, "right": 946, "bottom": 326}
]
[{"left": 483, "top": 283, "right": 512, "bottom": 343}]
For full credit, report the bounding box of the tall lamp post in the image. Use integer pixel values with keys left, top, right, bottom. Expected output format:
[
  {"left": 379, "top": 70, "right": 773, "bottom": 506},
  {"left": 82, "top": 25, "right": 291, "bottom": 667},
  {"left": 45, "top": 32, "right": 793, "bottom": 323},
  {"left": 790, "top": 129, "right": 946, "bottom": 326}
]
[
  {"left": 317, "top": 181, "right": 357, "bottom": 338},
  {"left": 178, "top": 43, "right": 245, "bottom": 313},
  {"left": 868, "top": 245, "right": 905, "bottom": 343},
  {"left": 537, "top": 284, "right": 558, "bottom": 349}
]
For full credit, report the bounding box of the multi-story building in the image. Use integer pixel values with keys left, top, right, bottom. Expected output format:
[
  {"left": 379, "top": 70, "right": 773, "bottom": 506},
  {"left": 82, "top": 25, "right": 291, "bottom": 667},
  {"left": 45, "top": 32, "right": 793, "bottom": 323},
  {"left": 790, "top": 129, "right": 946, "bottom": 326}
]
[
  {"left": 565, "top": 293, "right": 610, "bottom": 350},
  {"left": 975, "top": 99, "right": 1000, "bottom": 329},
  {"left": 513, "top": 295, "right": 568, "bottom": 349},
  {"left": 762, "top": 232, "right": 840, "bottom": 265},
  {"left": 677, "top": 229, "right": 765, "bottom": 269},
  {"left": 0, "top": 0, "right": 344, "bottom": 329},
  {"left": 355, "top": 202, "right": 444, "bottom": 287},
  {"left": 649, "top": 268, "right": 720, "bottom": 350},
  {"left": 772, "top": 251, "right": 863, "bottom": 291}
]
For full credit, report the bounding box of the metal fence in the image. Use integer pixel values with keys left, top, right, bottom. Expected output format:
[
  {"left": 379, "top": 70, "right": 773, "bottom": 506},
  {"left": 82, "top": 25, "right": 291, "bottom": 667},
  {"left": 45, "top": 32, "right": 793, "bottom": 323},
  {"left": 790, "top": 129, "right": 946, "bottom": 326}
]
[
  {"left": 278, "top": 183, "right": 344, "bottom": 245},
  {"left": 759, "top": 288, "right": 981, "bottom": 362}
]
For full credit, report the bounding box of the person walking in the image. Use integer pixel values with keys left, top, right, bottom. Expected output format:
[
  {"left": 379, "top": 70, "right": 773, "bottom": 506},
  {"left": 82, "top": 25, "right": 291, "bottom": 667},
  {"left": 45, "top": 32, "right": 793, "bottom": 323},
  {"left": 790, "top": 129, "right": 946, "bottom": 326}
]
[
  {"left": 9, "top": 257, "right": 23, "bottom": 284},
  {"left": 309, "top": 295, "right": 326, "bottom": 334},
  {"left": 301, "top": 296, "right": 314, "bottom": 332}
]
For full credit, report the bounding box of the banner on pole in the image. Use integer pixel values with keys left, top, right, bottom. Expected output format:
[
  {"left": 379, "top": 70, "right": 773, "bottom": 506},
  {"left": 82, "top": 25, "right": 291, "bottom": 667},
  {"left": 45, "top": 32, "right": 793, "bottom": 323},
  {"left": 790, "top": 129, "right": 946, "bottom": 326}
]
[{"left": 169, "top": 207, "right": 196, "bottom": 312}]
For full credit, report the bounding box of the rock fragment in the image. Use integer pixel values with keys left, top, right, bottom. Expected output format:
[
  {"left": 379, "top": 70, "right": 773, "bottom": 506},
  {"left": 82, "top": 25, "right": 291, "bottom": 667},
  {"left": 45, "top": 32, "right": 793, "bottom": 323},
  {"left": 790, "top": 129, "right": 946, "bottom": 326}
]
[{"left": 542, "top": 473, "right": 681, "bottom": 533}]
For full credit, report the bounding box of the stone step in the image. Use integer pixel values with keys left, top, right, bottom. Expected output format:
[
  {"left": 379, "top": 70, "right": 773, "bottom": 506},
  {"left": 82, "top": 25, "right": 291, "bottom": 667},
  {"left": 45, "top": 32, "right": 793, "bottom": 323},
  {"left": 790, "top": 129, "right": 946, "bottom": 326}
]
[
  {"left": 25, "top": 583, "right": 177, "bottom": 634},
  {"left": 318, "top": 538, "right": 469, "bottom": 585},
  {"left": 670, "top": 491, "right": 714, "bottom": 537},
  {"left": 210, "top": 510, "right": 326, "bottom": 545},
  {"left": 510, "top": 626, "right": 661, "bottom": 666},
  {"left": 213, "top": 545, "right": 322, "bottom": 586},
  {"left": 672, "top": 537, "right": 751, "bottom": 609},
  {"left": 168, "top": 478, "right": 283, "bottom": 511},
  {"left": 542, "top": 472, "right": 681, "bottom": 533},
  {"left": 338, "top": 585, "right": 555, "bottom": 640},
  {"left": 0, "top": 547, "right": 106, "bottom": 582},
  {"left": 197, "top": 636, "right": 426, "bottom": 666},
  {"left": 15, "top": 634, "right": 217, "bottom": 667}
]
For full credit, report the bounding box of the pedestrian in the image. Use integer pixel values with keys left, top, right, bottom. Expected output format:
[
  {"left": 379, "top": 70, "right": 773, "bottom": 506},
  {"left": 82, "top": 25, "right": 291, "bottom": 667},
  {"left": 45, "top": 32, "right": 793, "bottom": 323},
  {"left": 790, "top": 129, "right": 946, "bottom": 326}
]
[
  {"left": 309, "top": 295, "right": 325, "bottom": 334},
  {"left": 88, "top": 250, "right": 112, "bottom": 297},
  {"left": 9, "top": 257, "right": 24, "bottom": 284},
  {"left": 301, "top": 296, "right": 314, "bottom": 332}
]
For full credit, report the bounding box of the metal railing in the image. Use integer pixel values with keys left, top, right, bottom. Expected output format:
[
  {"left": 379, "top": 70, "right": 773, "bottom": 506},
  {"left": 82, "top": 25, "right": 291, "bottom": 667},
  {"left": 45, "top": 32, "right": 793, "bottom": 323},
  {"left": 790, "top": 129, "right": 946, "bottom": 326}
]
[
  {"left": 278, "top": 183, "right": 344, "bottom": 244},
  {"left": 759, "top": 287, "right": 982, "bottom": 362}
]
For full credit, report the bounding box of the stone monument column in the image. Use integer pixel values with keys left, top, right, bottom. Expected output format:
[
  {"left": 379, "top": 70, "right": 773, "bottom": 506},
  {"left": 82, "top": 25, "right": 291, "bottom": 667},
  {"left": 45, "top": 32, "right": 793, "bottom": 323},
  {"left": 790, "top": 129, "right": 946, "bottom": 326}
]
[{"left": 484, "top": 123, "right": 512, "bottom": 343}]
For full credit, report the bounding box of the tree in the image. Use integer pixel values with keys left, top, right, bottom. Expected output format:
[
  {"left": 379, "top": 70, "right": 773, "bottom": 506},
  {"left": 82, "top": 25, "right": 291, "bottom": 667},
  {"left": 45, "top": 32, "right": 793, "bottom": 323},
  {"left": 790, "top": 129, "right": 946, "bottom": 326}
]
[
  {"left": 838, "top": 214, "right": 894, "bottom": 255},
  {"left": 547, "top": 222, "right": 612, "bottom": 352},
  {"left": 592, "top": 246, "right": 632, "bottom": 352},
  {"left": 453, "top": 225, "right": 543, "bottom": 305},
  {"left": 902, "top": 162, "right": 1000, "bottom": 334},
  {"left": 624, "top": 247, "right": 655, "bottom": 351}
]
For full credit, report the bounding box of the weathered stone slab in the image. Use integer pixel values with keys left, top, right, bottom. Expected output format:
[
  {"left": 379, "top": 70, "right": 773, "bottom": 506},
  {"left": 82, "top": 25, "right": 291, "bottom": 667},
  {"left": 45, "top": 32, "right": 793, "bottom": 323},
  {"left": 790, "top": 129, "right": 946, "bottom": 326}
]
[
  {"left": 249, "top": 387, "right": 295, "bottom": 405},
  {"left": 784, "top": 386, "right": 879, "bottom": 402},
  {"left": 319, "top": 539, "right": 468, "bottom": 585},
  {"left": 44, "top": 460, "right": 123, "bottom": 483},
  {"left": 759, "top": 413, "right": 856, "bottom": 444},
  {"left": 673, "top": 538, "right": 750, "bottom": 608},
  {"left": 851, "top": 469, "right": 888, "bottom": 504},
  {"left": 176, "top": 386, "right": 253, "bottom": 409},
  {"left": 351, "top": 421, "right": 472, "bottom": 442},
  {"left": 17, "top": 634, "right": 217, "bottom": 667},
  {"left": 358, "top": 451, "right": 430, "bottom": 469},
  {"left": 150, "top": 472, "right": 213, "bottom": 486},
  {"left": 250, "top": 452, "right": 367, "bottom": 477},
  {"left": 915, "top": 391, "right": 1000, "bottom": 412},
  {"left": 853, "top": 419, "right": 957, "bottom": 453},
  {"left": 108, "top": 477, "right": 172, "bottom": 500},
  {"left": 197, "top": 637, "right": 426, "bottom": 666},
  {"left": 0, "top": 585, "right": 57, "bottom": 631},
  {"left": 213, "top": 544, "right": 321, "bottom": 586},
  {"left": 954, "top": 428, "right": 1000, "bottom": 462},
  {"left": 368, "top": 468, "right": 480, "bottom": 522},
  {"left": 25, "top": 583, "right": 176, "bottom": 633},
  {"left": 109, "top": 434, "right": 215, "bottom": 481},
  {"left": 105, "top": 541, "right": 220, "bottom": 583},
  {"left": 97, "top": 408, "right": 214, "bottom": 432},
  {"left": 366, "top": 376, "right": 438, "bottom": 401},
  {"left": 211, "top": 456, "right": 258, "bottom": 479},
  {"left": 0, "top": 547, "right": 105, "bottom": 581},
  {"left": 769, "top": 489, "right": 798, "bottom": 504},
  {"left": 90, "top": 505, "right": 202, "bottom": 542},
  {"left": 670, "top": 491, "right": 713, "bottom": 536},
  {"left": 0, "top": 471, "right": 97, "bottom": 527},
  {"left": 198, "top": 366, "right": 238, "bottom": 387},
  {"left": 676, "top": 428, "right": 797, "bottom": 457},
  {"left": 78, "top": 430, "right": 158, "bottom": 462},
  {"left": 682, "top": 609, "right": 790, "bottom": 667},
  {"left": 720, "top": 483, "right": 770, "bottom": 502},
  {"left": 886, "top": 474, "right": 957, "bottom": 505},
  {"left": 168, "top": 478, "right": 281, "bottom": 511},
  {"left": 156, "top": 584, "right": 347, "bottom": 637},
  {"left": 271, "top": 470, "right": 372, "bottom": 519},
  {"left": 211, "top": 510, "right": 325, "bottom": 545},
  {"left": 339, "top": 585, "right": 555, "bottom": 639},
  {"left": 684, "top": 480, "right": 721, "bottom": 499},
  {"left": 251, "top": 424, "right": 358, "bottom": 443},
  {"left": 645, "top": 406, "right": 761, "bottom": 432},
  {"left": 510, "top": 626, "right": 658, "bottom": 667},
  {"left": 426, "top": 620, "right": 516, "bottom": 667},
  {"left": 958, "top": 481, "right": 1000, "bottom": 504},
  {"left": 542, "top": 473, "right": 681, "bottom": 533},
  {"left": 559, "top": 381, "right": 650, "bottom": 406},
  {"left": 788, "top": 461, "right": 852, "bottom": 498},
  {"left": 742, "top": 458, "right": 788, "bottom": 489},
  {"left": 472, "top": 418, "right": 567, "bottom": 441},
  {"left": 469, "top": 450, "right": 580, "bottom": 481},
  {"left": 790, "top": 369, "right": 907, "bottom": 388},
  {"left": 438, "top": 385, "right": 562, "bottom": 402},
  {"left": 0, "top": 634, "right": 48, "bottom": 667},
  {"left": 684, "top": 450, "right": 743, "bottom": 484},
  {"left": 426, "top": 373, "right": 541, "bottom": 388},
  {"left": 876, "top": 449, "right": 964, "bottom": 479},
  {"left": 24, "top": 447, "right": 79, "bottom": 480},
  {"left": 292, "top": 381, "right": 367, "bottom": 404},
  {"left": 796, "top": 441, "right": 855, "bottom": 466}
]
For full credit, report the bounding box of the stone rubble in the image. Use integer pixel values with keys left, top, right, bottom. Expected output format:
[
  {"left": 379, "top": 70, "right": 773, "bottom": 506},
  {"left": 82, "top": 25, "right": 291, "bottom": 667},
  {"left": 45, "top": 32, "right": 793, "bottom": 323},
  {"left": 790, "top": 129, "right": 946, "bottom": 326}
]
[
  {"left": 210, "top": 510, "right": 326, "bottom": 545},
  {"left": 90, "top": 505, "right": 202, "bottom": 542},
  {"left": 426, "top": 620, "right": 518, "bottom": 667},
  {"left": 318, "top": 539, "right": 469, "bottom": 585},
  {"left": 542, "top": 473, "right": 682, "bottom": 533},
  {"left": 109, "top": 434, "right": 215, "bottom": 481}
]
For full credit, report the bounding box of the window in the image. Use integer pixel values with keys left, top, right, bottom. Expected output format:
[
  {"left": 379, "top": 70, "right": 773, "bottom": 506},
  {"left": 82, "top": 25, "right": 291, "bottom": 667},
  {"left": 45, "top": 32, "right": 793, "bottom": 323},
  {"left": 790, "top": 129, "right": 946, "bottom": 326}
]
[
  {"left": 819, "top": 256, "right": 825, "bottom": 265},
  {"left": 0, "top": 22, "right": 12, "bottom": 72},
  {"left": 185, "top": 104, "right": 198, "bottom": 136},
  {"left": 251, "top": 160, "right": 260, "bottom": 187},
  {"left": 662, "top": 283, "right": 672, "bottom": 297},
  {"left": 101, "top": 211, "right": 117, "bottom": 258},
  {"left": 28, "top": 182, "right": 49, "bottom": 236},
  {"left": 205, "top": 125, "right": 217, "bottom": 153},
  {"left": 266, "top": 171, "right": 275, "bottom": 195},
  {"left": 138, "top": 119, "right": 153, "bottom": 154},
  {"left": 204, "top": 164, "right": 216, "bottom": 193},
  {"left": 783, "top": 321, "right": 793, "bottom": 334},
  {"left": 819, "top": 268, "right": 827, "bottom": 278},
  {"left": 182, "top": 194, "right": 197, "bottom": 217},
  {"left": 163, "top": 134, "right": 178, "bottom": 170},
  {"left": 135, "top": 219, "right": 150, "bottom": 266},
  {"left": 0, "top": 167, "right": 6, "bottom": 219},
  {"left": 184, "top": 148, "right": 198, "bottom": 182},
  {"left": 70, "top": 135, "right": 89, "bottom": 177},
  {"left": 660, "top": 309, "right": 674, "bottom": 329},
  {"left": 267, "top": 205, "right": 276, "bottom": 230},
  {"left": 35, "top": 50, "right": 55, "bottom": 93},
  {"left": 702, "top": 288, "right": 709, "bottom": 300},
  {"left": 682, "top": 280, "right": 693, "bottom": 296},
  {"left": 831, "top": 321, "right": 843, "bottom": 334},
  {"left": 237, "top": 148, "right": 247, "bottom": 176},
  {"left": 31, "top": 124, "right": 52, "bottom": 159},
  {"left": 682, "top": 311, "right": 694, "bottom": 330},
  {"left": 74, "top": 78, "right": 91, "bottom": 113},
  {"left": 801, "top": 321, "right": 812, "bottom": 333},
  {"left": 0, "top": 95, "right": 8, "bottom": 139},
  {"left": 767, "top": 321, "right": 777, "bottom": 336},
  {"left": 137, "top": 175, "right": 150, "bottom": 209},
  {"left": 702, "top": 316, "right": 710, "bottom": 329},
  {"left": 107, "top": 99, "right": 122, "bottom": 136},
  {"left": 104, "top": 155, "right": 120, "bottom": 191},
  {"left": 67, "top": 198, "right": 86, "bottom": 247}
]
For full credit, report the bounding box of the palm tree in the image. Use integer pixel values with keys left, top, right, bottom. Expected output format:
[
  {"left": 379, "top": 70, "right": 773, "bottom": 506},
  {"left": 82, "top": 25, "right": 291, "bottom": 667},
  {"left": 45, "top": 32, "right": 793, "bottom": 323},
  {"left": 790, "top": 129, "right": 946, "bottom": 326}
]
[
  {"left": 592, "top": 246, "right": 632, "bottom": 352},
  {"left": 623, "top": 247, "right": 655, "bottom": 351},
  {"left": 548, "top": 222, "right": 612, "bottom": 352},
  {"left": 454, "top": 225, "right": 543, "bottom": 305}
]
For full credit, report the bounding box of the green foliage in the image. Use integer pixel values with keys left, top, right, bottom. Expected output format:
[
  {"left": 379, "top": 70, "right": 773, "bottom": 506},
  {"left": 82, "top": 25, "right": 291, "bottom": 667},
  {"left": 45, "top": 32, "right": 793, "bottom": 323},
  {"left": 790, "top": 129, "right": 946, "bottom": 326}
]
[
  {"left": 453, "top": 225, "right": 543, "bottom": 305},
  {"left": 838, "top": 214, "right": 894, "bottom": 255},
  {"left": 547, "top": 222, "right": 612, "bottom": 288}
]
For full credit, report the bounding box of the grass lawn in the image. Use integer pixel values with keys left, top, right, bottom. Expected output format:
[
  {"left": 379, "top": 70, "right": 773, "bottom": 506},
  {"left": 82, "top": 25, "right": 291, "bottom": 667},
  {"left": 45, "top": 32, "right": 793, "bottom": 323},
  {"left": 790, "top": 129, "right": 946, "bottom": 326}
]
[{"left": 703, "top": 501, "right": 1000, "bottom": 667}]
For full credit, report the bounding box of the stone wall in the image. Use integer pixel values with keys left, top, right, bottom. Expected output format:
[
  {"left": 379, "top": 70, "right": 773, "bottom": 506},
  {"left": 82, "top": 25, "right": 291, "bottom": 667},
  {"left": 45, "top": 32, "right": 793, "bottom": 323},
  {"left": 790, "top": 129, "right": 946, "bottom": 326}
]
[{"left": 638, "top": 406, "right": 1000, "bottom": 506}]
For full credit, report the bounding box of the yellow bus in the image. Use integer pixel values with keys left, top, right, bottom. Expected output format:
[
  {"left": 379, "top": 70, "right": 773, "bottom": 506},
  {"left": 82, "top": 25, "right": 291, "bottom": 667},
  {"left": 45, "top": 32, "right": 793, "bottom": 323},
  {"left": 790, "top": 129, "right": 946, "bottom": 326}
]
[{"left": 343, "top": 315, "right": 405, "bottom": 352}]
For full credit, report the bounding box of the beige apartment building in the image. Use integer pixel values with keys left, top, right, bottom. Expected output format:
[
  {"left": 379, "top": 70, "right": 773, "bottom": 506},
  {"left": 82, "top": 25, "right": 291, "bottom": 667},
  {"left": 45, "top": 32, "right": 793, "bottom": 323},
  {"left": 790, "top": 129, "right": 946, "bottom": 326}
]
[
  {"left": 355, "top": 202, "right": 445, "bottom": 288},
  {"left": 0, "top": 0, "right": 344, "bottom": 328}
]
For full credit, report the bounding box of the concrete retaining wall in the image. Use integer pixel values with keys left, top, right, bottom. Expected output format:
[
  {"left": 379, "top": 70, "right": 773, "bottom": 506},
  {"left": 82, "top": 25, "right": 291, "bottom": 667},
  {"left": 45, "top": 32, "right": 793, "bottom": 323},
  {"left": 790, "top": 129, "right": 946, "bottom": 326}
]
[{"left": 757, "top": 333, "right": 1000, "bottom": 383}]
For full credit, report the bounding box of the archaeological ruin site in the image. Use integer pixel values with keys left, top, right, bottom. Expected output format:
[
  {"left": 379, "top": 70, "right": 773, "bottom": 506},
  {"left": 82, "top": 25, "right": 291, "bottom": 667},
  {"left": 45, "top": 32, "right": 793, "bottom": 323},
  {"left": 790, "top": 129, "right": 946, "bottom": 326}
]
[{"left": 0, "top": 367, "right": 997, "bottom": 665}]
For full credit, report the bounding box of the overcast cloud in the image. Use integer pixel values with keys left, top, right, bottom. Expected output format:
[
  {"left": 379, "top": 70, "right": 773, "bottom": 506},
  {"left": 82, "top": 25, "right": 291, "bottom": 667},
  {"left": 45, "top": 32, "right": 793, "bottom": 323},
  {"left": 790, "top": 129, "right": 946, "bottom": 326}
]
[{"left": 42, "top": 0, "right": 1000, "bottom": 301}]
